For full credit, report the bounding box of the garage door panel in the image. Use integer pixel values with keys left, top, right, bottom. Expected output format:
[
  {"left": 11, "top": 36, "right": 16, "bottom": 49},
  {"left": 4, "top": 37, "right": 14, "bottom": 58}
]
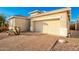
[
  {"left": 48, "top": 20, "right": 60, "bottom": 35},
  {"left": 34, "top": 21, "right": 43, "bottom": 32},
  {"left": 43, "top": 20, "right": 60, "bottom": 35}
]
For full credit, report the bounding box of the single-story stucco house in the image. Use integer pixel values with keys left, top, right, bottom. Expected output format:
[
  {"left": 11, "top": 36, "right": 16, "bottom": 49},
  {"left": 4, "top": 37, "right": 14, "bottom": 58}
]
[
  {"left": 9, "top": 16, "right": 30, "bottom": 32},
  {"left": 29, "top": 8, "right": 71, "bottom": 37}
]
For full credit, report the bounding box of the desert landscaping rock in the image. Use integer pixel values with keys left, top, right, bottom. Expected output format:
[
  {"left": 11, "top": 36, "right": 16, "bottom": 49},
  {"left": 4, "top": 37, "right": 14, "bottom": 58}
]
[
  {"left": 58, "top": 39, "right": 68, "bottom": 43},
  {"left": 0, "top": 32, "right": 79, "bottom": 51},
  {"left": 0, "top": 32, "right": 9, "bottom": 40},
  {"left": 52, "top": 38, "right": 79, "bottom": 51},
  {"left": 0, "top": 32, "right": 58, "bottom": 51}
]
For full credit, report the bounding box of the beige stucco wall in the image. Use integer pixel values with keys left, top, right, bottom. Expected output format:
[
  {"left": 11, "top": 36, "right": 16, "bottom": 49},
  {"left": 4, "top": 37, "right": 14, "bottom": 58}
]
[
  {"left": 30, "top": 8, "right": 70, "bottom": 37},
  {"left": 9, "top": 16, "right": 30, "bottom": 32},
  {"left": 15, "top": 18, "right": 30, "bottom": 31},
  {"left": 9, "top": 18, "right": 15, "bottom": 30}
]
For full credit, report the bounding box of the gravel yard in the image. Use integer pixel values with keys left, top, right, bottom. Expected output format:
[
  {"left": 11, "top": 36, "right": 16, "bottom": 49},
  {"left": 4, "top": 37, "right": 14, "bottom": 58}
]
[
  {"left": 0, "top": 32, "right": 79, "bottom": 51},
  {"left": 0, "top": 32, "right": 58, "bottom": 51},
  {"left": 0, "top": 32, "right": 9, "bottom": 39},
  {"left": 52, "top": 38, "right": 79, "bottom": 51},
  {"left": 51, "top": 30, "right": 79, "bottom": 51}
]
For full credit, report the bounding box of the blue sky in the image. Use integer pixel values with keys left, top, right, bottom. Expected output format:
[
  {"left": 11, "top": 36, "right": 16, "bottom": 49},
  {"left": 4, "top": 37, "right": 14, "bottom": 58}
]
[
  {"left": 71, "top": 7, "right": 79, "bottom": 21},
  {"left": 0, "top": 7, "right": 79, "bottom": 23}
]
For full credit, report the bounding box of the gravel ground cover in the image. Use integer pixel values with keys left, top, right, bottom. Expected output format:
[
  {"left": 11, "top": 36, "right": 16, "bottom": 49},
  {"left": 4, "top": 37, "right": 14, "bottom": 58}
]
[
  {"left": 0, "top": 32, "right": 58, "bottom": 51},
  {"left": 52, "top": 38, "right": 79, "bottom": 51},
  {"left": 0, "top": 31, "right": 79, "bottom": 51}
]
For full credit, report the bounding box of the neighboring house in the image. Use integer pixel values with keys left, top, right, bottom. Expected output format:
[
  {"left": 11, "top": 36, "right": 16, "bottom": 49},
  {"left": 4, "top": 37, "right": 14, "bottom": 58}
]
[
  {"left": 75, "top": 17, "right": 79, "bottom": 30},
  {"left": 29, "top": 8, "right": 71, "bottom": 37},
  {"left": 9, "top": 16, "right": 30, "bottom": 32}
]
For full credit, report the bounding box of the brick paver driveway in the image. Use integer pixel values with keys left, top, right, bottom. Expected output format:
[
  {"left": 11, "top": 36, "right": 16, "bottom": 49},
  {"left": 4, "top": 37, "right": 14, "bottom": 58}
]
[{"left": 0, "top": 32, "right": 58, "bottom": 51}]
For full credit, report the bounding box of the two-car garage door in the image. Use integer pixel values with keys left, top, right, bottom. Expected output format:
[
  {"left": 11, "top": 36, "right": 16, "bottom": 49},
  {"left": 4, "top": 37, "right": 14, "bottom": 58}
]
[{"left": 33, "top": 19, "right": 60, "bottom": 35}]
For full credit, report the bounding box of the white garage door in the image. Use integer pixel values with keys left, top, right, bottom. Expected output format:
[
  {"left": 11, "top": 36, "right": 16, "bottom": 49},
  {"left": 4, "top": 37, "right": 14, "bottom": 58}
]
[
  {"left": 34, "top": 20, "right": 60, "bottom": 35},
  {"left": 43, "top": 20, "right": 60, "bottom": 35},
  {"left": 34, "top": 21, "right": 43, "bottom": 32}
]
